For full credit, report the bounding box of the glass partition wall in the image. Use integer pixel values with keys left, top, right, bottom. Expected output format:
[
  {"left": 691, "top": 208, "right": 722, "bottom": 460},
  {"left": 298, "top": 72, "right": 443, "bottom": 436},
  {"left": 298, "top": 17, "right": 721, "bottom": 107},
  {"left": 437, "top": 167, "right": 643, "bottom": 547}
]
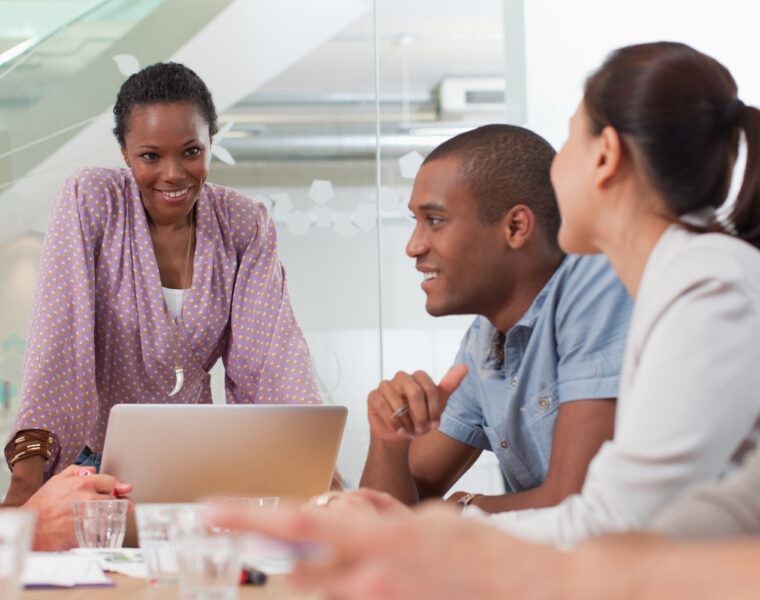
[{"left": 0, "top": 0, "right": 513, "bottom": 494}]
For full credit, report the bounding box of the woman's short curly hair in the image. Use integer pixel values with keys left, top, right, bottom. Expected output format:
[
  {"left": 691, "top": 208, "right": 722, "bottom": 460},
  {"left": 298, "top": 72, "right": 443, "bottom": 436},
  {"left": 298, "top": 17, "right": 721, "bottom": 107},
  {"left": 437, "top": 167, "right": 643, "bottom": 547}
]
[{"left": 112, "top": 62, "right": 218, "bottom": 146}]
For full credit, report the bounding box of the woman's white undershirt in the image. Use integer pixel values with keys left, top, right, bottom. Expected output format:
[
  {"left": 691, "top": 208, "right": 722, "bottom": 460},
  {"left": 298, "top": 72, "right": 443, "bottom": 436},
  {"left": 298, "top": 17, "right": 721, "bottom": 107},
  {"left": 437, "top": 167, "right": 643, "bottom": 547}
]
[{"left": 162, "top": 286, "right": 187, "bottom": 319}]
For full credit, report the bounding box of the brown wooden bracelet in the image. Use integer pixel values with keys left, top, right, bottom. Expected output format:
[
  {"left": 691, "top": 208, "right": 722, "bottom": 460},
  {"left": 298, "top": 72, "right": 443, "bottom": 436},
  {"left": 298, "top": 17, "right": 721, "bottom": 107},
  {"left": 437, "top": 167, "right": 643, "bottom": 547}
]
[{"left": 9, "top": 429, "right": 54, "bottom": 468}]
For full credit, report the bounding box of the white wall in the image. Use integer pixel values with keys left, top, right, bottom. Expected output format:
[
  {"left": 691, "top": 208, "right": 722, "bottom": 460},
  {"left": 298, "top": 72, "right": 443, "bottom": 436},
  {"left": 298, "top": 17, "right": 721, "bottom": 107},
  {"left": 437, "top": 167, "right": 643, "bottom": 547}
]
[{"left": 524, "top": 0, "right": 760, "bottom": 150}]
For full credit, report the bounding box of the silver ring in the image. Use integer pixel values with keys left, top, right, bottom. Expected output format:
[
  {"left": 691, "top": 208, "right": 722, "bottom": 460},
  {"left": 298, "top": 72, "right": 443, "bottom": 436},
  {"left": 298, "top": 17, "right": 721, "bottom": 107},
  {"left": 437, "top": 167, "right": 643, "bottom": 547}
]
[{"left": 391, "top": 404, "right": 410, "bottom": 419}]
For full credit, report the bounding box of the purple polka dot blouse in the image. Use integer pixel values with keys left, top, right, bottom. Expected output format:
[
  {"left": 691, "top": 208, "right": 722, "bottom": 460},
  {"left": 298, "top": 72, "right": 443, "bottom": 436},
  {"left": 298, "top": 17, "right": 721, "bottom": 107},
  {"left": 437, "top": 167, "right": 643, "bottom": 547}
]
[{"left": 5, "top": 167, "right": 321, "bottom": 477}]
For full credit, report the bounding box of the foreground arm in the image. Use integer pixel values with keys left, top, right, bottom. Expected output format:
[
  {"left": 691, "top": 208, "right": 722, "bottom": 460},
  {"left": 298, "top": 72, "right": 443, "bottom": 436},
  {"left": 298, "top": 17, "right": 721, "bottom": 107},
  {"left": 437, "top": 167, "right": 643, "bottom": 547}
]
[
  {"left": 209, "top": 500, "right": 760, "bottom": 600},
  {"left": 649, "top": 441, "right": 760, "bottom": 539}
]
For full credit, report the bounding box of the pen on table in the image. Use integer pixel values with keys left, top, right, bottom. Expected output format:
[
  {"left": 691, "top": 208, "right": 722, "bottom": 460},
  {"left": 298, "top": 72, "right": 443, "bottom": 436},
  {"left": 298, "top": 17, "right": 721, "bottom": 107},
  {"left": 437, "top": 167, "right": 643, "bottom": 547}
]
[{"left": 240, "top": 567, "right": 268, "bottom": 585}]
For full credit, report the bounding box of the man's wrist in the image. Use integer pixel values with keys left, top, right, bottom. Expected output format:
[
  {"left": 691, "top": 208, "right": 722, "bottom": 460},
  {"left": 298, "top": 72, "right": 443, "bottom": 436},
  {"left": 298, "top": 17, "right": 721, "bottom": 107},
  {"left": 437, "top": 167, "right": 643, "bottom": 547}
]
[{"left": 369, "top": 434, "right": 413, "bottom": 454}]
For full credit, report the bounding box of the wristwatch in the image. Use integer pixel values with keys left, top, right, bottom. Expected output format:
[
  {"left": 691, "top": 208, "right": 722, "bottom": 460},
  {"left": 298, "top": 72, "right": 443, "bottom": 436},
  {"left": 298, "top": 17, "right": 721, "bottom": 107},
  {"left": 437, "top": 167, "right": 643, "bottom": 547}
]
[{"left": 456, "top": 492, "right": 481, "bottom": 507}]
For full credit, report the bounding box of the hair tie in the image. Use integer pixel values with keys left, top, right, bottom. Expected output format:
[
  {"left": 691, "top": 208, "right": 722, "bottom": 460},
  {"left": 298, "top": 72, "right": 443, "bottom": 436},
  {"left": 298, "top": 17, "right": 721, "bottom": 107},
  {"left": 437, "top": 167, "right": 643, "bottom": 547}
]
[{"left": 724, "top": 98, "right": 744, "bottom": 128}]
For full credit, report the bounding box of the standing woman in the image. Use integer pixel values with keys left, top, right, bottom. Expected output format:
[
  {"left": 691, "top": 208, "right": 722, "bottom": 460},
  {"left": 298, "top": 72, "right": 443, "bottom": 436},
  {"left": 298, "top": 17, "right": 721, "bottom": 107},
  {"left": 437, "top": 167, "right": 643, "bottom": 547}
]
[
  {"left": 4, "top": 63, "right": 322, "bottom": 505},
  {"left": 474, "top": 41, "right": 760, "bottom": 546}
]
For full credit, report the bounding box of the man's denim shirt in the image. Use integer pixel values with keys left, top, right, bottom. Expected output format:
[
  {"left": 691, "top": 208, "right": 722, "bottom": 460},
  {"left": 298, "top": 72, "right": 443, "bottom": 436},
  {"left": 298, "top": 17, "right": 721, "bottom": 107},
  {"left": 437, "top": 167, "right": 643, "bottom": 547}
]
[{"left": 438, "top": 254, "right": 633, "bottom": 493}]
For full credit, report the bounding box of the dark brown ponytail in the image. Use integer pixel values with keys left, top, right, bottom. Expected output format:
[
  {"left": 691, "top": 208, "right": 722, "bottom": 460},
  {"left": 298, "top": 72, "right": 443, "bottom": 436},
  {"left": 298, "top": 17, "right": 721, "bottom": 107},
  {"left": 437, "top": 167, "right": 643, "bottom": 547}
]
[
  {"left": 584, "top": 42, "right": 760, "bottom": 249},
  {"left": 729, "top": 103, "right": 760, "bottom": 248}
]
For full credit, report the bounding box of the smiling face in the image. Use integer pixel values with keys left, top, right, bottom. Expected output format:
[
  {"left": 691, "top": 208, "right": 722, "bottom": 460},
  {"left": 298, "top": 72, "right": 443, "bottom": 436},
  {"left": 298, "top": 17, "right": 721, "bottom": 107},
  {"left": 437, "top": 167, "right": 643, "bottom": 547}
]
[
  {"left": 406, "top": 157, "right": 512, "bottom": 318},
  {"left": 120, "top": 101, "right": 211, "bottom": 227},
  {"left": 550, "top": 101, "right": 601, "bottom": 254}
]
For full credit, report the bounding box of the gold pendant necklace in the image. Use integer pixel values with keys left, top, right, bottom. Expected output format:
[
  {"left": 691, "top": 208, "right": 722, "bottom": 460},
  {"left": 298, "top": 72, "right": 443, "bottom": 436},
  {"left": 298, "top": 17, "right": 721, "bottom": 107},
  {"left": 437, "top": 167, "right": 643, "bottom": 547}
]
[{"left": 168, "top": 216, "right": 194, "bottom": 397}]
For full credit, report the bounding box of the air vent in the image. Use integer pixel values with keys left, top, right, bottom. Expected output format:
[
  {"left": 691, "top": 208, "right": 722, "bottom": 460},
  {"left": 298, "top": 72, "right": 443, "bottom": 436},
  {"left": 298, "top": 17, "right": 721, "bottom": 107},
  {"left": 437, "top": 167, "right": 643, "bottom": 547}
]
[{"left": 439, "top": 77, "right": 506, "bottom": 121}]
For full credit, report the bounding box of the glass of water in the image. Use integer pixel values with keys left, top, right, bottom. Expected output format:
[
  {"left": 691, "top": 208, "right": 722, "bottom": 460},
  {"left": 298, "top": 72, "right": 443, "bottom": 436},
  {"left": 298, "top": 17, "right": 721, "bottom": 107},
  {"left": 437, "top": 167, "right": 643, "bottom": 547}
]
[
  {"left": 175, "top": 533, "right": 240, "bottom": 600},
  {"left": 136, "top": 503, "right": 195, "bottom": 585},
  {"left": 170, "top": 505, "right": 241, "bottom": 600},
  {"left": 0, "top": 511, "right": 36, "bottom": 600},
  {"left": 71, "top": 499, "right": 129, "bottom": 548}
]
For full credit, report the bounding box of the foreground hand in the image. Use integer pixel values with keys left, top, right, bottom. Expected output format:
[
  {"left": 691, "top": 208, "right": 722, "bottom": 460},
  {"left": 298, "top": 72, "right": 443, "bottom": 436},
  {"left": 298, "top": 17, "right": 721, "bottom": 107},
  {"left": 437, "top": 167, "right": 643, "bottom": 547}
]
[
  {"left": 23, "top": 465, "right": 133, "bottom": 551},
  {"left": 308, "top": 488, "right": 413, "bottom": 517},
  {"left": 367, "top": 364, "right": 468, "bottom": 440},
  {"left": 208, "top": 500, "right": 564, "bottom": 600}
]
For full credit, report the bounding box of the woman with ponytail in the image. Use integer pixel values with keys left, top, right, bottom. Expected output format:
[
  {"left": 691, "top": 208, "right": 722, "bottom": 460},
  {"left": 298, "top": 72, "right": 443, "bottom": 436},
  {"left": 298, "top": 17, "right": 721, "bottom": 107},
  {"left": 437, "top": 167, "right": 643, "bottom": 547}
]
[{"left": 473, "top": 41, "right": 760, "bottom": 547}]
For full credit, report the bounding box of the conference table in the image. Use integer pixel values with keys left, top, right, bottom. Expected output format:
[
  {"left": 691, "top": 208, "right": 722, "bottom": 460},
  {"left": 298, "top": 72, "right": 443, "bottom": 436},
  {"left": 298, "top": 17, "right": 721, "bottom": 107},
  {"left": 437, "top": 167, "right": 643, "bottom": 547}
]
[{"left": 22, "top": 574, "right": 321, "bottom": 599}]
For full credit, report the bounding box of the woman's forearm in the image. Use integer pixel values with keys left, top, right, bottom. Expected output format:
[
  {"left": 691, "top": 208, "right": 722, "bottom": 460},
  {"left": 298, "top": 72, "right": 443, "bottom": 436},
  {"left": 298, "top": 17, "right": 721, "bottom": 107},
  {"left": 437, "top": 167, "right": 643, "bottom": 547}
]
[{"left": 3, "top": 455, "right": 45, "bottom": 506}]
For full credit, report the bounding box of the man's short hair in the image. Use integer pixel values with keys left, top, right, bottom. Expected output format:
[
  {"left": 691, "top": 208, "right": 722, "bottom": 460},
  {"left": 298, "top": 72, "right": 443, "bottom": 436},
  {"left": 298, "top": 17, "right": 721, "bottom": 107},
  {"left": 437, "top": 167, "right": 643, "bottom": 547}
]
[{"left": 423, "top": 124, "right": 561, "bottom": 249}]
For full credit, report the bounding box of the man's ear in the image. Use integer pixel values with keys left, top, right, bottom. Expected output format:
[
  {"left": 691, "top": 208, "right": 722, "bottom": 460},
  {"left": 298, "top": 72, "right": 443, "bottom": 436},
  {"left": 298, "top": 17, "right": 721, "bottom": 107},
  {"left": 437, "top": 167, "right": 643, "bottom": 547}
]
[
  {"left": 121, "top": 147, "right": 130, "bottom": 168},
  {"left": 501, "top": 204, "right": 535, "bottom": 250},
  {"left": 595, "top": 125, "right": 623, "bottom": 188}
]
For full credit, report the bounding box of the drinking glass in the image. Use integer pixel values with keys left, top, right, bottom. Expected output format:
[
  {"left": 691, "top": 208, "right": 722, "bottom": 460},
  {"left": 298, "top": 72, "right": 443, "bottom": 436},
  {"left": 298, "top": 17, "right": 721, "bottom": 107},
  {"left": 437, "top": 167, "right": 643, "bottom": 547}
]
[
  {"left": 174, "top": 532, "right": 241, "bottom": 600},
  {"left": 136, "top": 503, "right": 194, "bottom": 585},
  {"left": 168, "top": 504, "right": 241, "bottom": 599},
  {"left": 0, "top": 511, "right": 36, "bottom": 600},
  {"left": 71, "top": 499, "right": 129, "bottom": 548}
]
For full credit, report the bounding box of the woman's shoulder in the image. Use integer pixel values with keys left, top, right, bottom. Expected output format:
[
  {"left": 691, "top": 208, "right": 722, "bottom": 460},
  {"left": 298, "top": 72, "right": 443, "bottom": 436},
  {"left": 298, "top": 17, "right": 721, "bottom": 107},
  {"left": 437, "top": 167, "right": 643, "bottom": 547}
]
[
  {"left": 205, "top": 182, "right": 268, "bottom": 212},
  {"left": 60, "top": 167, "right": 132, "bottom": 207},
  {"left": 662, "top": 227, "right": 760, "bottom": 279},
  {"left": 64, "top": 167, "right": 130, "bottom": 191},
  {"left": 643, "top": 226, "right": 760, "bottom": 304},
  {"left": 203, "top": 182, "right": 274, "bottom": 239}
]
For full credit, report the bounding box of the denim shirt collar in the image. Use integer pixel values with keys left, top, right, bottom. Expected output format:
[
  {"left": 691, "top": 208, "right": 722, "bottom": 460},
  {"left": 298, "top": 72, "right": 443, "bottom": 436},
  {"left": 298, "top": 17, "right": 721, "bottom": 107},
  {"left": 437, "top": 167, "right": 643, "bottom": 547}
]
[{"left": 483, "top": 256, "right": 570, "bottom": 373}]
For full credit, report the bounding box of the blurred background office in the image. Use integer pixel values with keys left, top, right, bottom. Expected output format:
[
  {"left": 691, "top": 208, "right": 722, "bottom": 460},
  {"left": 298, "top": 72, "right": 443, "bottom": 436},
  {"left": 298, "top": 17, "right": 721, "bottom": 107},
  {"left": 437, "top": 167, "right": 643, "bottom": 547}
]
[{"left": 0, "top": 0, "right": 758, "bottom": 495}]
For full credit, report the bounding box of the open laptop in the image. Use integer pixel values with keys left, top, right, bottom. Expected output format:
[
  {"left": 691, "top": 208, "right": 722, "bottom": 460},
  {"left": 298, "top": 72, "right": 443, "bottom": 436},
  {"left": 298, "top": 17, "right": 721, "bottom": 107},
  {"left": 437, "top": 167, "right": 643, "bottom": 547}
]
[{"left": 100, "top": 404, "right": 347, "bottom": 503}]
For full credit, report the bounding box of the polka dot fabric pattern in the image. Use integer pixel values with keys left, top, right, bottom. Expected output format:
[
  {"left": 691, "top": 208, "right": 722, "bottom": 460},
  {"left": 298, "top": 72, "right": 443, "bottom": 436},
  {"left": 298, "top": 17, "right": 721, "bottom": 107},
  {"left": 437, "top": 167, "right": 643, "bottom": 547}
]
[{"left": 5, "top": 167, "right": 321, "bottom": 477}]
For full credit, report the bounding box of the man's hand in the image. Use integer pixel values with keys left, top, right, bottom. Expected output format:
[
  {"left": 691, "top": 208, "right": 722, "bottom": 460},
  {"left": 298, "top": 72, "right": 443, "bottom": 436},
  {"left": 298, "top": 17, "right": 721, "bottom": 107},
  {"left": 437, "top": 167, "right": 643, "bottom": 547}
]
[
  {"left": 367, "top": 364, "right": 468, "bottom": 440},
  {"left": 22, "top": 465, "right": 133, "bottom": 551}
]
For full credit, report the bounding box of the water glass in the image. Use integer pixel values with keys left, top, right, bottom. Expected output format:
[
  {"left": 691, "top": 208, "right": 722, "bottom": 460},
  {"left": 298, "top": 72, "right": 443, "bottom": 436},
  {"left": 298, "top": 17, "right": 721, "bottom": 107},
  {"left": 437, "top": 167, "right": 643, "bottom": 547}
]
[
  {"left": 0, "top": 511, "right": 36, "bottom": 600},
  {"left": 71, "top": 499, "right": 128, "bottom": 548},
  {"left": 136, "top": 503, "right": 195, "bottom": 585},
  {"left": 174, "top": 532, "right": 240, "bottom": 600}
]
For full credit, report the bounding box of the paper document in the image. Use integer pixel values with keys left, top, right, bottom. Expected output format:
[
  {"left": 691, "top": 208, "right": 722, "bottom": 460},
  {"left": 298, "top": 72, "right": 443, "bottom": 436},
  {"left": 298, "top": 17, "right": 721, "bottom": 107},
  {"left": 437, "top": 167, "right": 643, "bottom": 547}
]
[
  {"left": 23, "top": 552, "right": 113, "bottom": 588},
  {"left": 72, "top": 548, "right": 146, "bottom": 578}
]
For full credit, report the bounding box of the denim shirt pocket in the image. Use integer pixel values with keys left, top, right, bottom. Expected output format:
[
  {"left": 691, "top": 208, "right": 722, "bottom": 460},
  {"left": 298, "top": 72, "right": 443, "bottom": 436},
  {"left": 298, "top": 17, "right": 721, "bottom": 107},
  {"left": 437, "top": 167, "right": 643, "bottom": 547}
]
[
  {"left": 482, "top": 424, "right": 541, "bottom": 491},
  {"left": 521, "top": 381, "right": 559, "bottom": 470},
  {"left": 521, "top": 382, "right": 559, "bottom": 425}
]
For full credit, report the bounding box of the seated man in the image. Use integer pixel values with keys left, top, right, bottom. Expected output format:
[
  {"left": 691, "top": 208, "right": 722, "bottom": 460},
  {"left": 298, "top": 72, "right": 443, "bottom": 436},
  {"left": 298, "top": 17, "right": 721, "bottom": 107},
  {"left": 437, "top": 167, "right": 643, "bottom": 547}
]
[
  {"left": 4, "top": 465, "right": 132, "bottom": 551},
  {"left": 360, "top": 125, "right": 633, "bottom": 512}
]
